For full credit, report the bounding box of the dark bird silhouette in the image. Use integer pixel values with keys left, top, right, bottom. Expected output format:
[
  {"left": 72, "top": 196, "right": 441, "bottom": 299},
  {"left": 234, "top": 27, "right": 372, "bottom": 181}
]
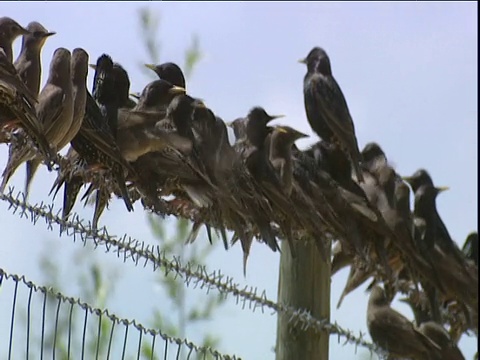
[
  {"left": 0, "top": 17, "right": 29, "bottom": 62},
  {"left": 300, "top": 47, "right": 364, "bottom": 182},
  {"left": 132, "top": 79, "right": 184, "bottom": 112},
  {"left": 1, "top": 48, "right": 73, "bottom": 193},
  {"left": 411, "top": 184, "right": 450, "bottom": 251},
  {"left": 243, "top": 107, "right": 300, "bottom": 255},
  {"left": 404, "top": 169, "right": 469, "bottom": 266},
  {"left": 462, "top": 232, "right": 478, "bottom": 266},
  {"left": 0, "top": 49, "right": 52, "bottom": 161},
  {"left": 80, "top": 56, "right": 137, "bottom": 224},
  {"left": 367, "top": 286, "right": 442, "bottom": 360},
  {"left": 145, "top": 62, "right": 186, "bottom": 89}
]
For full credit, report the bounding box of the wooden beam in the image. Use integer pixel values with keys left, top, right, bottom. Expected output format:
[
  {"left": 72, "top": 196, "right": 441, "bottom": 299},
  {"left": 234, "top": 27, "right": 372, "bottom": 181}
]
[{"left": 275, "top": 239, "right": 331, "bottom": 360}]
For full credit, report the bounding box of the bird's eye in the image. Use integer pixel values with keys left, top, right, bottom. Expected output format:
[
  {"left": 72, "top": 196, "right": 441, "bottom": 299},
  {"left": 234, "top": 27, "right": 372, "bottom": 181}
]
[{"left": 34, "top": 31, "right": 42, "bottom": 37}]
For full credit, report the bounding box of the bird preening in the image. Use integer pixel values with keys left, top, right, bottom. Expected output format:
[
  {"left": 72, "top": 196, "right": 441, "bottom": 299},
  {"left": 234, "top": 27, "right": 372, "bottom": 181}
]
[{"left": 0, "top": 16, "right": 476, "bottom": 360}]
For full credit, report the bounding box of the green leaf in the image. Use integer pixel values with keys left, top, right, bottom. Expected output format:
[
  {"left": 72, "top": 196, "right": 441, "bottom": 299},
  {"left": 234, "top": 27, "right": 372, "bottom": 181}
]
[{"left": 184, "top": 34, "right": 203, "bottom": 80}]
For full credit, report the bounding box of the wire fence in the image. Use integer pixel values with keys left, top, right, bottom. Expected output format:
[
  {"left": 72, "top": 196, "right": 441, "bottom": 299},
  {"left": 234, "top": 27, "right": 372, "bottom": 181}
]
[
  {"left": 0, "top": 268, "right": 241, "bottom": 360},
  {"left": 0, "top": 188, "right": 379, "bottom": 359}
]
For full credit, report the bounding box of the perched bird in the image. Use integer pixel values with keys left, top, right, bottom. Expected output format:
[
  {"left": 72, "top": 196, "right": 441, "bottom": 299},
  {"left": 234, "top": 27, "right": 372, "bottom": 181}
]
[
  {"left": 411, "top": 183, "right": 450, "bottom": 251},
  {"left": 300, "top": 47, "right": 364, "bottom": 182},
  {"left": 418, "top": 321, "right": 465, "bottom": 360},
  {"left": 11, "top": 22, "right": 55, "bottom": 195},
  {"left": 117, "top": 80, "right": 188, "bottom": 162},
  {"left": 405, "top": 170, "right": 475, "bottom": 285},
  {"left": 367, "top": 286, "right": 442, "bottom": 360},
  {"left": 269, "top": 125, "right": 308, "bottom": 196},
  {"left": 1, "top": 48, "right": 73, "bottom": 193},
  {"left": 132, "top": 79, "right": 184, "bottom": 113},
  {"left": 243, "top": 107, "right": 299, "bottom": 255},
  {"left": 0, "top": 17, "right": 29, "bottom": 62},
  {"left": 14, "top": 21, "right": 55, "bottom": 97},
  {"left": 228, "top": 117, "right": 248, "bottom": 141},
  {"left": 66, "top": 54, "right": 135, "bottom": 227},
  {"left": 145, "top": 62, "right": 186, "bottom": 89},
  {"left": 0, "top": 48, "right": 52, "bottom": 160},
  {"left": 57, "top": 48, "right": 89, "bottom": 149},
  {"left": 25, "top": 47, "right": 88, "bottom": 197}
]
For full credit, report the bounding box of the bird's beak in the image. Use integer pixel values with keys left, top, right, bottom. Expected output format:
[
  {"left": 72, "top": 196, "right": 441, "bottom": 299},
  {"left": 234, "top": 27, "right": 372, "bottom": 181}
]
[
  {"left": 43, "top": 31, "right": 56, "bottom": 38},
  {"left": 294, "top": 130, "right": 309, "bottom": 139},
  {"left": 436, "top": 186, "right": 449, "bottom": 193},
  {"left": 398, "top": 297, "right": 410, "bottom": 304},
  {"left": 298, "top": 58, "right": 307, "bottom": 64},
  {"left": 168, "top": 85, "right": 186, "bottom": 95},
  {"left": 267, "top": 114, "right": 286, "bottom": 122},
  {"left": 144, "top": 64, "right": 156, "bottom": 71},
  {"left": 401, "top": 176, "right": 412, "bottom": 184},
  {"left": 89, "top": 64, "right": 97, "bottom": 70},
  {"left": 129, "top": 92, "right": 141, "bottom": 100}
]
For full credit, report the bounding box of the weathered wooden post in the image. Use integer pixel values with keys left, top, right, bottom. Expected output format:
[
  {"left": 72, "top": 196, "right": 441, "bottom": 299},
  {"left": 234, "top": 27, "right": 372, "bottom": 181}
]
[{"left": 275, "top": 239, "right": 332, "bottom": 360}]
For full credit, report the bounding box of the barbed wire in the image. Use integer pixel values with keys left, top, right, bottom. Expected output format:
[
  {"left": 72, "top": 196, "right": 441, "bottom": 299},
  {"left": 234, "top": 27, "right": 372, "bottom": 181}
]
[
  {"left": 0, "top": 187, "right": 379, "bottom": 354},
  {"left": 0, "top": 267, "right": 241, "bottom": 360}
]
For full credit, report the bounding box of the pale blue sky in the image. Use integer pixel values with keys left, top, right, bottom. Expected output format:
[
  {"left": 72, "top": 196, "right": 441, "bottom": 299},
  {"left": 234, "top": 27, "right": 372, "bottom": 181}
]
[{"left": 0, "top": 2, "right": 477, "bottom": 359}]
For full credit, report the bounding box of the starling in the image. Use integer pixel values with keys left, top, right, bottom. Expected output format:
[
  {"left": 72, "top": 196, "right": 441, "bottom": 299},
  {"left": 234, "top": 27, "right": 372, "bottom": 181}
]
[
  {"left": 64, "top": 54, "right": 135, "bottom": 224},
  {"left": 228, "top": 117, "right": 248, "bottom": 141},
  {"left": 132, "top": 79, "right": 185, "bottom": 112},
  {"left": 25, "top": 47, "right": 88, "bottom": 197},
  {"left": 1, "top": 48, "right": 73, "bottom": 193},
  {"left": 418, "top": 322, "right": 465, "bottom": 360},
  {"left": 361, "top": 142, "right": 387, "bottom": 174},
  {"left": 57, "top": 48, "right": 89, "bottom": 149},
  {"left": 0, "top": 48, "right": 52, "bottom": 160},
  {"left": 462, "top": 232, "right": 478, "bottom": 266},
  {"left": 300, "top": 47, "right": 364, "bottom": 182},
  {"left": 411, "top": 184, "right": 449, "bottom": 250},
  {"left": 309, "top": 140, "right": 366, "bottom": 199},
  {"left": 367, "top": 285, "right": 442, "bottom": 360},
  {"left": 404, "top": 169, "right": 467, "bottom": 267},
  {"left": 14, "top": 21, "right": 56, "bottom": 97},
  {"left": 398, "top": 294, "right": 433, "bottom": 326},
  {"left": 145, "top": 62, "right": 186, "bottom": 89},
  {"left": 269, "top": 125, "right": 308, "bottom": 196},
  {"left": 243, "top": 107, "right": 299, "bottom": 255},
  {"left": 212, "top": 115, "right": 237, "bottom": 180},
  {"left": 0, "top": 17, "right": 29, "bottom": 62},
  {"left": 116, "top": 80, "right": 187, "bottom": 162},
  {"left": 12, "top": 22, "right": 55, "bottom": 197}
]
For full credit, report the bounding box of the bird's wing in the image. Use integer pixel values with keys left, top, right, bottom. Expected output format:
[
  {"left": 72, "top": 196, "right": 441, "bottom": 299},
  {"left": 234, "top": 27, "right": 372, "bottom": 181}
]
[
  {"left": 37, "top": 86, "right": 66, "bottom": 132},
  {"left": 312, "top": 75, "right": 357, "bottom": 145},
  {"left": 117, "top": 108, "right": 166, "bottom": 130}
]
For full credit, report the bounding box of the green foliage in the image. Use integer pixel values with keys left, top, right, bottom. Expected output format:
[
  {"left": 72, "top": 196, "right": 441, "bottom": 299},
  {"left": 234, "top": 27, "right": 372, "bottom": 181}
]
[{"left": 137, "top": 5, "right": 203, "bottom": 81}]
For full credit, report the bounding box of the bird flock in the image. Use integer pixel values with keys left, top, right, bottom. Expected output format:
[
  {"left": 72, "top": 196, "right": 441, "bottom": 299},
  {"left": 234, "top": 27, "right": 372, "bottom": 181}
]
[{"left": 0, "top": 16, "right": 478, "bottom": 360}]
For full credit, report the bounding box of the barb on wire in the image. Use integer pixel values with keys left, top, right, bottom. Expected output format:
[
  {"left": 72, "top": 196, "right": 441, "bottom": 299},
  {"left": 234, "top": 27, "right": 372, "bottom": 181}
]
[
  {"left": 0, "top": 188, "right": 379, "bottom": 354},
  {"left": 0, "top": 267, "right": 241, "bottom": 360}
]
